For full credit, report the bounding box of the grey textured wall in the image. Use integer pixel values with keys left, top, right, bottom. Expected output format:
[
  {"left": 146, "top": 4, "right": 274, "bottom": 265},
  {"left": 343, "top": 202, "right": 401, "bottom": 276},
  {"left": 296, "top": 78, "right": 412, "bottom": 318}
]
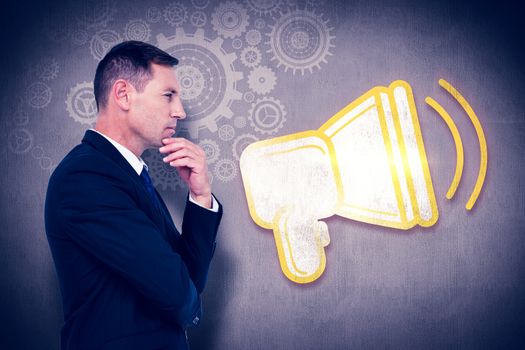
[{"left": 1, "top": 0, "right": 524, "bottom": 349}]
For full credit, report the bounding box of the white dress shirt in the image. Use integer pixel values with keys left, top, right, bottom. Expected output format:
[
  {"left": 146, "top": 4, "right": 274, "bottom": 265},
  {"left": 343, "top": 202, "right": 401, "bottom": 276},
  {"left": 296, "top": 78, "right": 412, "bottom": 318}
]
[{"left": 91, "top": 129, "right": 218, "bottom": 212}]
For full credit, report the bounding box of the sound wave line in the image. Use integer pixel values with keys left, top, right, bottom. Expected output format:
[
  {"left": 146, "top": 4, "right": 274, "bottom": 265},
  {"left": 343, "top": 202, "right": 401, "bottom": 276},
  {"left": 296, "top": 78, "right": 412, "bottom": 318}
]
[
  {"left": 425, "top": 96, "right": 464, "bottom": 199},
  {"left": 438, "top": 79, "right": 487, "bottom": 210}
]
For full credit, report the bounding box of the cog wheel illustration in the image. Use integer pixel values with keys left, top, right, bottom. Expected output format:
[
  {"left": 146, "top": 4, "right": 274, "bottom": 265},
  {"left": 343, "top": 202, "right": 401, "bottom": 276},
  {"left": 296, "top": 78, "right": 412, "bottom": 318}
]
[
  {"left": 218, "top": 125, "right": 236, "bottom": 141},
  {"left": 71, "top": 29, "right": 90, "bottom": 46},
  {"left": 240, "top": 46, "right": 262, "bottom": 68},
  {"left": 31, "top": 146, "right": 45, "bottom": 159},
  {"left": 243, "top": 91, "right": 255, "bottom": 103},
  {"left": 157, "top": 28, "right": 243, "bottom": 138},
  {"left": 234, "top": 116, "right": 247, "bottom": 128},
  {"left": 245, "top": 29, "right": 262, "bottom": 46},
  {"left": 147, "top": 7, "right": 162, "bottom": 23},
  {"left": 164, "top": 3, "right": 188, "bottom": 27},
  {"left": 8, "top": 129, "right": 33, "bottom": 154},
  {"left": 66, "top": 82, "right": 98, "bottom": 125},
  {"left": 26, "top": 82, "right": 52, "bottom": 109},
  {"left": 191, "top": 0, "right": 210, "bottom": 9},
  {"left": 267, "top": 9, "right": 335, "bottom": 75},
  {"left": 90, "top": 30, "right": 122, "bottom": 60},
  {"left": 36, "top": 58, "right": 59, "bottom": 81},
  {"left": 30, "top": 145, "right": 54, "bottom": 170},
  {"left": 13, "top": 108, "right": 29, "bottom": 126},
  {"left": 124, "top": 19, "right": 151, "bottom": 42},
  {"left": 190, "top": 11, "right": 207, "bottom": 27},
  {"left": 177, "top": 65, "right": 205, "bottom": 100},
  {"left": 254, "top": 18, "right": 266, "bottom": 29},
  {"left": 38, "top": 157, "right": 54, "bottom": 171},
  {"left": 248, "top": 96, "right": 286, "bottom": 134},
  {"left": 143, "top": 151, "right": 183, "bottom": 191},
  {"left": 248, "top": 66, "right": 277, "bottom": 95},
  {"left": 232, "top": 133, "right": 258, "bottom": 160},
  {"left": 214, "top": 158, "right": 237, "bottom": 182},
  {"left": 76, "top": 0, "right": 115, "bottom": 29},
  {"left": 211, "top": 1, "right": 250, "bottom": 39},
  {"left": 198, "top": 139, "right": 221, "bottom": 164},
  {"left": 232, "top": 38, "right": 243, "bottom": 50},
  {"left": 245, "top": 0, "right": 282, "bottom": 17},
  {"left": 306, "top": 0, "right": 323, "bottom": 8}
]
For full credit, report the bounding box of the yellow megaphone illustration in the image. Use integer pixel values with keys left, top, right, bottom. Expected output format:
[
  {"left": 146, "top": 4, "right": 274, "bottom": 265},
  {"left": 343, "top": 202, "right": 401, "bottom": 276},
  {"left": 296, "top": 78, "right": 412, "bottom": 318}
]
[{"left": 240, "top": 80, "right": 438, "bottom": 283}]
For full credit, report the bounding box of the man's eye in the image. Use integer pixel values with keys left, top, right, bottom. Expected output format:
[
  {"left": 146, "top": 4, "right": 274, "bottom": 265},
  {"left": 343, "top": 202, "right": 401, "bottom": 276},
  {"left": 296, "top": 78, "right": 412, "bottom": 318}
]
[{"left": 164, "top": 93, "right": 172, "bottom": 100}]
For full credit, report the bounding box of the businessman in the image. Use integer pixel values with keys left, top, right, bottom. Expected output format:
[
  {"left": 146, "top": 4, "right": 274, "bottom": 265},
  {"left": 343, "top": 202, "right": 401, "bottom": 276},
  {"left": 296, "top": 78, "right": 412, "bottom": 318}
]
[{"left": 45, "top": 41, "right": 222, "bottom": 350}]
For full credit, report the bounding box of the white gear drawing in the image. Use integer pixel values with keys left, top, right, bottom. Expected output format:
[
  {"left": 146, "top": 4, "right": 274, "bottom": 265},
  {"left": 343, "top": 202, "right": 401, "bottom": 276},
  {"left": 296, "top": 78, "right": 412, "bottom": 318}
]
[
  {"left": 232, "top": 38, "right": 243, "bottom": 50},
  {"left": 191, "top": 0, "right": 210, "bottom": 9},
  {"left": 176, "top": 65, "right": 205, "bottom": 100},
  {"left": 248, "top": 96, "right": 286, "bottom": 134},
  {"left": 306, "top": 0, "right": 323, "bottom": 9},
  {"left": 190, "top": 11, "right": 207, "bottom": 27},
  {"left": 124, "top": 19, "right": 151, "bottom": 42},
  {"left": 147, "top": 7, "right": 162, "bottom": 23},
  {"left": 143, "top": 150, "right": 183, "bottom": 191},
  {"left": 245, "top": 29, "right": 262, "bottom": 46},
  {"left": 38, "top": 157, "right": 54, "bottom": 171},
  {"left": 13, "top": 108, "right": 29, "bottom": 126},
  {"left": 71, "top": 29, "right": 89, "bottom": 46},
  {"left": 240, "top": 46, "right": 262, "bottom": 68},
  {"left": 31, "top": 145, "right": 53, "bottom": 170},
  {"left": 26, "top": 82, "right": 52, "bottom": 109},
  {"left": 157, "top": 29, "right": 243, "bottom": 138},
  {"left": 266, "top": 9, "right": 335, "bottom": 75},
  {"left": 90, "top": 30, "right": 122, "bottom": 60},
  {"left": 248, "top": 65, "right": 277, "bottom": 95},
  {"left": 254, "top": 18, "right": 266, "bottom": 29},
  {"left": 233, "top": 116, "right": 247, "bottom": 128},
  {"left": 37, "top": 58, "right": 59, "bottom": 81},
  {"left": 218, "top": 124, "right": 235, "bottom": 141},
  {"left": 8, "top": 129, "right": 33, "bottom": 154},
  {"left": 198, "top": 139, "right": 221, "bottom": 164},
  {"left": 211, "top": 1, "right": 250, "bottom": 39},
  {"left": 31, "top": 146, "right": 44, "bottom": 159},
  {"left": 245, "top": 0, "right": 282, "bottom": 17},
  {"left": 76, "top": 0, "right": 115, "bottom": 29},
  {"left": 232, "top": 133, "right": 258, "bottom": 160},
  {"left": 66, "top": 81, "right": 98, "bottom": 125},
  {"left": 214, "top": 158, "right": 237, "bottom": 182},
  {"left": 164, "top": 3, "right": 188, "bottom": 27},
  {"left": 243, "top": 91, "right": 255, "bottom": 103}
]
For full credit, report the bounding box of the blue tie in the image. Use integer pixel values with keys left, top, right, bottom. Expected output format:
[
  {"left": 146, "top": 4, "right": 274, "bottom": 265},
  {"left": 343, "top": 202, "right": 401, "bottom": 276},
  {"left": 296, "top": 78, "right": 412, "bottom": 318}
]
[{"left": 140, "top": 166, "right": 160, "bottom": 210}]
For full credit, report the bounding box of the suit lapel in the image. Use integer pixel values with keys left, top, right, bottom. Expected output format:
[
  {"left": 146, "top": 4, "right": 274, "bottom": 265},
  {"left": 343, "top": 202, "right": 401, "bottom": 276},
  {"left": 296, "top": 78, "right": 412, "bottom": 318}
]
[{"left": 81, "top": 130, "right": 172, "bottom": 237}]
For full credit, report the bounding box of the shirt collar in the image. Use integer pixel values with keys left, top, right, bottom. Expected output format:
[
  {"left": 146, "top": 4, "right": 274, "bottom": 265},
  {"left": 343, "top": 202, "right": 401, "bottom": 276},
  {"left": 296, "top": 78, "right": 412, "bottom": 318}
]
[{"left": 90, "top": 129, "right": 146, "bottom": 175}]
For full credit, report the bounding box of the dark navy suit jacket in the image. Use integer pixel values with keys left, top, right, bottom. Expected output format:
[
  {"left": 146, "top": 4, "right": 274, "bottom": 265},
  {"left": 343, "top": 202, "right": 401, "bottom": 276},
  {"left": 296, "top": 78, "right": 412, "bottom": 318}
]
[{"left": 45, "top": 130, "right": 222, "bottom": 350}]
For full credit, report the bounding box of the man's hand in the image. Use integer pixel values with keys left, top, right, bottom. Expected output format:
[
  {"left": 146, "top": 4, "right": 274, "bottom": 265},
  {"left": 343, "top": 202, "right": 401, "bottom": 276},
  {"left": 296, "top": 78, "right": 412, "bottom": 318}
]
[{"left": 159, "top": 138, "right": 212, "bottom": 208}]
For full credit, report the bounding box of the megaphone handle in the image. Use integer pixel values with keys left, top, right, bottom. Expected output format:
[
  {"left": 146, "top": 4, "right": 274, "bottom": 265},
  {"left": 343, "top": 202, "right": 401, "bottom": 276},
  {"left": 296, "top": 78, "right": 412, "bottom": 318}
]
[{"left": 272, "top": 208, "right": 328, "bottom": 283}]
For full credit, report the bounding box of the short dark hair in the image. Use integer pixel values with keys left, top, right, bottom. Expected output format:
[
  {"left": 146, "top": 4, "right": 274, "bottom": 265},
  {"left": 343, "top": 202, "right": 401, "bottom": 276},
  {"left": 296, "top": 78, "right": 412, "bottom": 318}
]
[{"left": 94, "top": 41, "right": 179, "bottom": 111}]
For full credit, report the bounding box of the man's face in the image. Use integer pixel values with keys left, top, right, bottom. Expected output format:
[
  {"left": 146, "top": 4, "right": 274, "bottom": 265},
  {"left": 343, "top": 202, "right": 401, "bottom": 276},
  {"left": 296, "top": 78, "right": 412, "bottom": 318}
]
[{"left": 128, "top": 63, "right": 186, "bottom": 149}]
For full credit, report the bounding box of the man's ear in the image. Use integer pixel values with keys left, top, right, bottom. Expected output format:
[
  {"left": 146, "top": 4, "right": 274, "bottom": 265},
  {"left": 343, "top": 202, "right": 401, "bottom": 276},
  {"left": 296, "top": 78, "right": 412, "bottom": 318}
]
[{"left": 112, "top": 79, "right": 132, "bottom": 111}]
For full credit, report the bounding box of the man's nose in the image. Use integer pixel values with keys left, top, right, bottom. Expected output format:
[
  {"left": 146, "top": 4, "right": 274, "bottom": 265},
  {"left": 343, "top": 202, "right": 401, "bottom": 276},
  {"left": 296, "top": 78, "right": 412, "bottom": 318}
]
[{"left": 171, "top": 98, "right": 186, "bottom": 120}]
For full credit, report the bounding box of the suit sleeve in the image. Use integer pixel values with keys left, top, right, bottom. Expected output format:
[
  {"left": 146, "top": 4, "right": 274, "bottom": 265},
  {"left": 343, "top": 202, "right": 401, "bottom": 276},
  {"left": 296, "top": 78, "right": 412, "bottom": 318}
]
[
  {"left": 56, "top": 160, "right": 202, "bottom": 329},
  {"left": 176, "top": 196, "right": 223, "bottom": 293}
]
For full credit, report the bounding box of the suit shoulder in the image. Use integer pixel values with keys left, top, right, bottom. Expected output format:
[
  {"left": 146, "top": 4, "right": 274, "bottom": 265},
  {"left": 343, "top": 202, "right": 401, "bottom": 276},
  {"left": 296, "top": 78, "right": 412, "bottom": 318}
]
[{"left": 49, "top": 142, "right": 123, "bottom": 185}]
